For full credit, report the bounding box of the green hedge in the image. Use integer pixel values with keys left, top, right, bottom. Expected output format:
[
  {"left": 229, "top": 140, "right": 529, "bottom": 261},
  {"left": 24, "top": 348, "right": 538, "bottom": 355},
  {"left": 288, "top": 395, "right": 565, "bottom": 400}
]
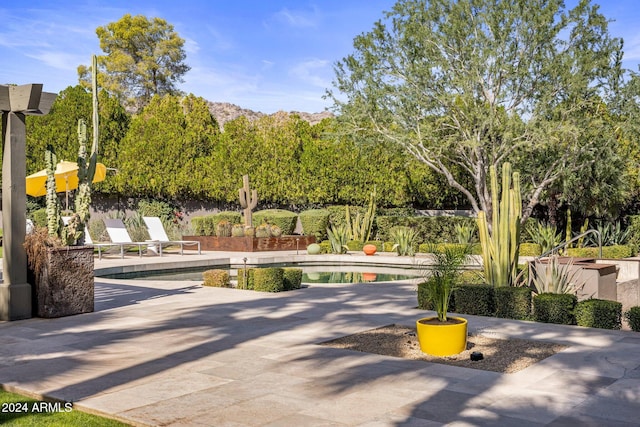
[
  {"left": 376, "top": 216, "right": 475, "bottom": 245},
  {"left": 253, "top": 209, "right": 298, "bottom": 235},
  {"left": 319, "top": 240, "right": 332, "bottom": 254},
  {"left": 418, "top": 242, "right": 482, "bottom": 255},
  {"left": 494, "top": 286, "right": 532, "bottom": 320},
  {"left": 253, "top": 267, "right": 285, "bottom": 292},
  {"left": 299, "top": 209, "right": 330, "bottom": 241},
  {"left": 452, "top": 284, "right": 494, "bottom": 316},
  {"left": 533, "top": 293, "right": 577, "bottom": 325},
  {"left": 191, "top": 211, "right": 242, "bottom": 236},
  {"left": 626, "top": 215, "right": 640, "bottom": 255},
  {"left": 283, "top": 268, "right": 303, "bottom": 290},
  {"left": 202, "top": 269, "right": 230, "bottom": 287},
  {"left": 566, "top": 245, "right": 634, "bottom": 259},
  {"left": 520, "top": 243, "right": 542, "bottom": 256},
  {"left": 624, "top": 306, "right": 640, "bottom": 332},
  {"left": 237, "top": 268, "right": 255, "bottom": 290},
  {"left": 575, "top": 299, "right": 622, "bottom": 330},
  {"left": 30, "top": 208, "right": 48, "bottom": 228}
]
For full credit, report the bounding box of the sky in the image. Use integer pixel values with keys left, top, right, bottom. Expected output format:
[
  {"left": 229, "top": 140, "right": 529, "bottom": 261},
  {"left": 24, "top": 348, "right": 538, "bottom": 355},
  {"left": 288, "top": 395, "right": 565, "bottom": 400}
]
[{"left": 1, "top": 0, "right": 640, "bottom": 114}]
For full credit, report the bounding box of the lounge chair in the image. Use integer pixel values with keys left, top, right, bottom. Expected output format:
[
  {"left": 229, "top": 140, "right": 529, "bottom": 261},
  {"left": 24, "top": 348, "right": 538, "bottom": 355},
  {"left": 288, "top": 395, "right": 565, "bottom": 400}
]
[
  {"left": 102, "top": 218, "right": 149, "bottom": 259},
  {"left": 143, "top": 216, "right": 201, "bottom": 255},
  {"left": 62, "top": 216, "right": 121, "bottom": 259}
]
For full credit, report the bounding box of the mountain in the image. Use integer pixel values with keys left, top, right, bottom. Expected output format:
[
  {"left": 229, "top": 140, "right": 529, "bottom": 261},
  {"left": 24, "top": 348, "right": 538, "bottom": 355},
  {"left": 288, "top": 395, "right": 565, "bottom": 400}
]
[{"left": 206, "top": 101, "right": 333, "bottom": 128}]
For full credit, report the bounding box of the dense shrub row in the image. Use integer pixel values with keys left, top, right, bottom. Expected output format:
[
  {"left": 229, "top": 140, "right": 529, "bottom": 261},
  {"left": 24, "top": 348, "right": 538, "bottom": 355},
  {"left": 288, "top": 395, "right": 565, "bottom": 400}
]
[{"left": 236, "top": 267, "right": 302, "bottom": 292}]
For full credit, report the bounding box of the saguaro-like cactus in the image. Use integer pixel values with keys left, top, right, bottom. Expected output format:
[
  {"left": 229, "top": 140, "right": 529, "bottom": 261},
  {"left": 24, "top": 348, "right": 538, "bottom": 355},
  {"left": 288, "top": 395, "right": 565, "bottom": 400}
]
[
  {"left": 477, "top": 163, "right": 522, "bottom": 287},
  {"left": 45, "top": 146, "right": 63, "bottom": 238},
  {"left": 238, "top": 175, "right": 258, "bottom": 228}
]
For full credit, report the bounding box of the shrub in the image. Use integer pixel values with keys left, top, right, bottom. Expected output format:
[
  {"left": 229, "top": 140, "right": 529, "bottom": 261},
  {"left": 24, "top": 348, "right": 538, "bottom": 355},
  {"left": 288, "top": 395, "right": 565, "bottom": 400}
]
[
  {"left": 346, "top": 240, "right": 364, "bottom": 251},
  {"left": 575, "top": 299, "right": 622, "bottom": 329},
  {"left": 533, "top": 293, "right": 577, "bottom": 325},
  {"left": 202, "top": 269, "right": 230, "bottom": 287},
  {"left": 418, "top": 243, "right": 482, "bottom": 255},
  {"left": 237, "top": 268, "right": 255, "bottom": 290},
  {"left": 494, "top": 286, "right": 532, "bottom": 320},
  {"left": 519, "top": 243, "right": 542, "bottom": 256},
  {"left": 252, "top": 209, "right": 297, "bottom": 235},
  {"left": 624, "top": 306, "right": 640, "bottom": 332},
  {"left": 138, "top": 199, "right": 175, "bottom": 222},
  {"left": 253, "top": 267, "right": 285, "bottom": 292},
  {"left": 376, "top": 216, "right": 475, "bottom": 244},
  {"left": 452, "top": 284, "right": 494, "bottom": 316},
  {"left": 319, "top": 240, "right": 332, "bottom": 254},
  {"left": 566, "top": 245, "right": 633, "bottom": 259},
  {"left": 299, "top": 209, "right": 330, "bottom": 241},
  {"left": 30, "top": 208, "right": 48, "bottom": 228},
  {"left": 283, "top": 268, "right": 303, "bottom": 290}
]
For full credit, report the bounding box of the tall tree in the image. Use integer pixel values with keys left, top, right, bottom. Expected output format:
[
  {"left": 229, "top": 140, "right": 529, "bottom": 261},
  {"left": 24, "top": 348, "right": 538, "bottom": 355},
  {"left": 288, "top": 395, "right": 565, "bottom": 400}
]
[
  {"left": 328, "top": 0, "right": 622, "bottom": 223},
  {"left": 78, "top": 14, "right": 190, "bottom": 110}
]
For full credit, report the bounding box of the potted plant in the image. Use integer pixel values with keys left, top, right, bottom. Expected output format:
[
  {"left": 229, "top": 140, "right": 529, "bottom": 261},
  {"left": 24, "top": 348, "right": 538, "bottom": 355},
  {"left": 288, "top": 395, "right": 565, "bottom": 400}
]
[
  {"left": 416, "top": 244, "right": 471, "bottom": 356},
  {"left": 23, "top": 55, "right": 100, "bottom": 318}
]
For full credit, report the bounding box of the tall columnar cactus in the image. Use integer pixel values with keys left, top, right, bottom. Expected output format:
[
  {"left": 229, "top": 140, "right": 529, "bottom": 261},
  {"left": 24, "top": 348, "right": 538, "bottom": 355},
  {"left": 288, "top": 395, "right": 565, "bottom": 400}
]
[
  {"left": 45, "top": 145, "right": 63, "bottom": 238},
  {"left": 238, "top": 175, "right": 258, "bottom": 228},
  {"left": 477, "top": 163, "right": 522, "bottom": 287}
]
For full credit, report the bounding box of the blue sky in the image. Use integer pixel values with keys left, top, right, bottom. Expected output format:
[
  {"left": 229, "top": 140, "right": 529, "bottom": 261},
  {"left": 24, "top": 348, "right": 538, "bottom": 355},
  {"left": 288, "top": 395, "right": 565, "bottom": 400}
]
[{"left": 1, "top": 0, "right": 639, "bottom": 114}]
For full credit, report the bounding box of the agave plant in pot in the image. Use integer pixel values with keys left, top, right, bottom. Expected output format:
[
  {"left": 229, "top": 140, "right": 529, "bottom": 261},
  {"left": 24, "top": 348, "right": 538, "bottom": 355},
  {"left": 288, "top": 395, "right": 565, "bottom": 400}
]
[{"left": 416, "top": 244, "right": 472, "bottom": 356}]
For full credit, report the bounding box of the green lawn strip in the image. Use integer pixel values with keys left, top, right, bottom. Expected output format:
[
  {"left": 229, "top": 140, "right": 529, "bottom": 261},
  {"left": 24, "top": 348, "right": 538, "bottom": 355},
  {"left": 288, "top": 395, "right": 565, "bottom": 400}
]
[{"left": 0, "top": 389, "right": 129, "bottom": 426}]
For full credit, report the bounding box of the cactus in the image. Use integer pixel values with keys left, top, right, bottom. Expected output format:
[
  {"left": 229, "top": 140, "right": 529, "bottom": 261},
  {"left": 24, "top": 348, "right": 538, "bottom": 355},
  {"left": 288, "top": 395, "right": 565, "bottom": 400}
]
[
  {"left": 477, "top": 163, "right": 522, "bottom": 287},
  {"left": 255, "top": 223, "right": 271, "bottom": 238},
  {"left": 231, "top": 224, "right": 245, "bottom": 237},
  {"left": 244, "top": 226, "right": 255, "bottom": 238},
  {"left": 45, "top": 146, "right": 63, "bottom": 239},
  {"left": 44, "top": 55, "right": 100, "bottom": 246},
  {"left": 216, "top": 220, "right": 232, "bottom": 237},
  {"left": 238, "top": 175, "right": 258, "bottom": 227},
  {"left": 346, "top": 187, "right": 377, "bottom": 242},
  {"left": 270, "top": 224, "right": 282, "bottom": 237}
]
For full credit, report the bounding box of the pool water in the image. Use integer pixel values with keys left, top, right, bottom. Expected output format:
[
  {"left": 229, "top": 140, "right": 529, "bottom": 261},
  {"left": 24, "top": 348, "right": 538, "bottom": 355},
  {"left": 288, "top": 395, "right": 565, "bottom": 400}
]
[{"left": 104, "top": 266, "right": 420, "bottom": 283}]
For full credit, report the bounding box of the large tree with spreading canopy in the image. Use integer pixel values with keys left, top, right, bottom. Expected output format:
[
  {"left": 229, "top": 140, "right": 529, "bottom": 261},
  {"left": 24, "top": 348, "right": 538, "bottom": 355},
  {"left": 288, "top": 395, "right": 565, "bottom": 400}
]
[
  {"left": 78, "top": 14, "right": 189, "bottom": 110},
  {"left": 328, "top": 0, "right": 624, "bottom": 223}
]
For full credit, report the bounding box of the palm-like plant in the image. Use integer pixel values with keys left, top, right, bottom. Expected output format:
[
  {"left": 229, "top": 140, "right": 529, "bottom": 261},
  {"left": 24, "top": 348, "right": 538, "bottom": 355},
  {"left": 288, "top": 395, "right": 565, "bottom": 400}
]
[
  {"left": 526, "top": 221, "right": 561, "bottom": 254},
  {"left": 419, "top": 244, "right": 471, "bottom": 322}
]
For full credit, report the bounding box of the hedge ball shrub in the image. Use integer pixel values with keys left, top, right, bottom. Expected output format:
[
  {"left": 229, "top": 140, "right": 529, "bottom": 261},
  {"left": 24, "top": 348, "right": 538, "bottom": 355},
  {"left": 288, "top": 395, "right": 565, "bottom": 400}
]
[
  {"left": 253, "top": 267, "right": 285, "bottom": 292},
  {"left": 252, "top": 209, "right": 298, "bottom": 235},
  {"left": 283, "top": 268, "right": 303, "bottom": 290},
  {"left": 202, "top": 269, "right": 230, "bottom": 287},
  {"left": 494, "top": 286, "right": 531, "bottom": 320},
  {"left": 299, "top": 209, "right": 330, "bottom": 241},
  {"left": 452, "top": 284, "right": 494, "bottom": 316},
  {"left": 533, "top": 293, "right": 577, "bottom": 325},
  {"left": 519, "top": 243, "right": 542, "bottom": 257},
  {"left": 624, "top": 306, "right": 640, "bottom": 332},
  {"left": 237, "top": 268, "right": 255, "bottom": 290},
  {"left": 575, "top": 299, "right": 622, "bottom": 330}
]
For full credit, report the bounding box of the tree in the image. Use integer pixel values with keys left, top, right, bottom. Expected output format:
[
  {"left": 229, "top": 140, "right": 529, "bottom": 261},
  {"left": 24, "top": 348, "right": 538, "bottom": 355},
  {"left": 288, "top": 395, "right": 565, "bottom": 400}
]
[
  {"left": 328, "top": 0, "right": 623, "bottom": 224},
  {"left": 78, "top": 14, "right": 189, "bottom": 110}
]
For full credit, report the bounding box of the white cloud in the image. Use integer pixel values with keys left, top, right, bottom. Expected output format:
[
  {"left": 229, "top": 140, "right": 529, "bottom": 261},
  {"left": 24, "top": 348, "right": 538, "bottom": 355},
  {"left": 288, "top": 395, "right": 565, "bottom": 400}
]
[
  {"left": 25, "top": 51, "right": 87, "bottom": 72},
  {"left": 290, "top": 59, "right": 331, "bottom": 88},
  {"left": 272, "top": 7, "right": 318, "bottom": 28}
]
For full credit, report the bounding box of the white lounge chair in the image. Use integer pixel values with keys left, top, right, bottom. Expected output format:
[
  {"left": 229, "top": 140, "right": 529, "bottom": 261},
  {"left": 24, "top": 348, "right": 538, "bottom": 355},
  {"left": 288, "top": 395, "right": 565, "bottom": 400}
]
[
  {"left": 102, "top": 218, "right": 149, "bottom": 259},
  {"left": 62, "top": 216, "right": 120, "bottom": 259},
  {"left": 143, "top": 216, "right": 201, "bottom": 255}
]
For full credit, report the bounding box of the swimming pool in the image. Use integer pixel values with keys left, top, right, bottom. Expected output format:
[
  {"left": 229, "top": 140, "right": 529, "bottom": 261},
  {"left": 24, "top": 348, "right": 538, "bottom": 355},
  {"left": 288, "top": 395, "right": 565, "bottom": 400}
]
[{"left": 103, "top": 264, "right": 422, "bottom": 283}]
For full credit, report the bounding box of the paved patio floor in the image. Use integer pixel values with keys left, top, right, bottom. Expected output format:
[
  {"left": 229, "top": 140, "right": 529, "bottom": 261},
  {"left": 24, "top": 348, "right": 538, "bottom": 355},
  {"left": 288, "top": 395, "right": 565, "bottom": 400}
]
[{"left": 0, "top": 251, "right": 639, "bottom": 426}]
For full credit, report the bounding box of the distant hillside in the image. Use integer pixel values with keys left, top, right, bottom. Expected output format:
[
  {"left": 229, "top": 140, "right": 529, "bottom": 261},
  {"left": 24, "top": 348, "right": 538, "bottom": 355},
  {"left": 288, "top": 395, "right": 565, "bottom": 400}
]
[{"left": 207, "top": 101, "right": 333, "bottom": 128}]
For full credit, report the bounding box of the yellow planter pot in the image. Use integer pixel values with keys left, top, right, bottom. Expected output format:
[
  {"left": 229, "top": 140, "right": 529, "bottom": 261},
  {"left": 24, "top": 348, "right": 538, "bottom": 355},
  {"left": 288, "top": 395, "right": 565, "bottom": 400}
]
[{"left": 416, "top": 316, "right": 468, "bottom": 356}]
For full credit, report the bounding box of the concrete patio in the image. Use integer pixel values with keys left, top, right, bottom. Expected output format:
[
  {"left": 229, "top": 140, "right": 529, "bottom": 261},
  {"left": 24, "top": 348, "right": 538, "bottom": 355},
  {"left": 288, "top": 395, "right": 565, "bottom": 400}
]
[{"left": 0, "top": 250, "right": 639, "bottom": 426}]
